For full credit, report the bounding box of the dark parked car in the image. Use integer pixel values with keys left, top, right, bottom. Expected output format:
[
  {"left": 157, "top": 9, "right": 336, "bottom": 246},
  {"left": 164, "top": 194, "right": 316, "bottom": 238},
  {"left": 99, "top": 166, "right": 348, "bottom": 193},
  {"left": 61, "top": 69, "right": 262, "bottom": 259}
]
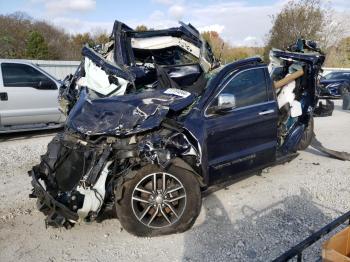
[
  {"left": 319, "top": 71, "right": 350, "bottom": 98},
  {"left": 29, "top": 24, "right": 325, "bottom": 237}
]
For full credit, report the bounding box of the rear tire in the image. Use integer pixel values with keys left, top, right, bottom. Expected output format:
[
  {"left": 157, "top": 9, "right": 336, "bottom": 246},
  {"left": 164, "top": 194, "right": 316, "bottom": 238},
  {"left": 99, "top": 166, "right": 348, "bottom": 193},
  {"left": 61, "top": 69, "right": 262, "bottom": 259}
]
[
  {"left": 340, "top": 84, "right": 350, "bottom": 96},
  {"left": 343, "top": 93, "right": 350, "bottom": 110},
  {"left": 297, "top": 116, "right": 314, "bottom": 150},
  {"left": 115, "top": 164, "right": 202, "bottom": 237}
]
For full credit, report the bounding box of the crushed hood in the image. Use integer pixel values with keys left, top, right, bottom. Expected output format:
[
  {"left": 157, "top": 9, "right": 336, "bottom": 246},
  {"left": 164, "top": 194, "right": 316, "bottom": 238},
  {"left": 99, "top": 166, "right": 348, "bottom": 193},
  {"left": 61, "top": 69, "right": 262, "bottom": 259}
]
[{"left": 66, "top": 88, "right": 195, "bottom": 136}]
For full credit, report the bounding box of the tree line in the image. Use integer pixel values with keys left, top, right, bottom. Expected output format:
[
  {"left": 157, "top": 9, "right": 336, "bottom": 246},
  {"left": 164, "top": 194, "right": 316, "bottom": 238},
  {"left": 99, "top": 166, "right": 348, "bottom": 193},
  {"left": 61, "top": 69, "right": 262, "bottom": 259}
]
[
  {"left": 0, "top": 0, "right": 349, "bottom": 67},
  {"left": 0, "top": 12, "right": 109, "bottom": 60}
]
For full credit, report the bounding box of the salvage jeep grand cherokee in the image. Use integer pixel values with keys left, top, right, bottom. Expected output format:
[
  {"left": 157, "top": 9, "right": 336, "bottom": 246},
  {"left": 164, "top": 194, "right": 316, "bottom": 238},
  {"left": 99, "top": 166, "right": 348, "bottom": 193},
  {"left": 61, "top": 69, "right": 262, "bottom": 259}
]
[{"left": 29, "top": 21, "right": 325, "bottom": 236}]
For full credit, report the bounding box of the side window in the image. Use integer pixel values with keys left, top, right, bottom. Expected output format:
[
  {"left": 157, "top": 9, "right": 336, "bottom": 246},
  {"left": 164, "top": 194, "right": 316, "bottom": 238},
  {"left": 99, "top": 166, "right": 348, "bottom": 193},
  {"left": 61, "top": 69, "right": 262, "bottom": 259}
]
[
  {"left": 1, "top": 63, "right": 55, "bottom": 89},
  {"left": 210, "top": 68, "right": 268, "bottom": 110}
]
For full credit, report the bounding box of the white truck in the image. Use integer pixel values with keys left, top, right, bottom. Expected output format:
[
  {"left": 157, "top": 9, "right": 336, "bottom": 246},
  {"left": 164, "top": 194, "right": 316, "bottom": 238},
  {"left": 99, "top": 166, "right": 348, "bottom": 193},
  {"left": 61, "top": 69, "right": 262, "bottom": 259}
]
[{"left": 0, "top": 60, "right": 65, "bottom": 133}]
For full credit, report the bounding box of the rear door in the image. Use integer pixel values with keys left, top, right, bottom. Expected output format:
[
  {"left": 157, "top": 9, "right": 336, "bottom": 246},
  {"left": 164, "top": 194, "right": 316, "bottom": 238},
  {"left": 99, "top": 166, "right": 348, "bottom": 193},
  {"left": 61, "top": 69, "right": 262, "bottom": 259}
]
[
  {"left": 0, "top": 62, "right": 61, "bottom": 126},
  {"left": 204, "top": 66, "right": 278, "bottom": 183}
]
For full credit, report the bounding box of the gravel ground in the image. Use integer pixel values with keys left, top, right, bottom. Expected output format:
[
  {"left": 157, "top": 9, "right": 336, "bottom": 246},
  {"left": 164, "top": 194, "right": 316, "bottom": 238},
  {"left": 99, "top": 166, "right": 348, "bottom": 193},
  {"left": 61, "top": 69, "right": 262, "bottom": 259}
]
[{"left": 0, "top": 101, "right": 349, "bottom": 262}]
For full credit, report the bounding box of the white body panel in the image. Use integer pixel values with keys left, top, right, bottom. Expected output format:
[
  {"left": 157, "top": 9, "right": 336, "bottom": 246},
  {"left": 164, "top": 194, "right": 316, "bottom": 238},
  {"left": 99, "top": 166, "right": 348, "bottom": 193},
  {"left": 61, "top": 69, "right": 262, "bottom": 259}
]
[
  {"left": 0, "top": 60, "right": 64, "bottom": 129},
  {"left": 77, "top": 57, "right": 129, "bottom": 96}
]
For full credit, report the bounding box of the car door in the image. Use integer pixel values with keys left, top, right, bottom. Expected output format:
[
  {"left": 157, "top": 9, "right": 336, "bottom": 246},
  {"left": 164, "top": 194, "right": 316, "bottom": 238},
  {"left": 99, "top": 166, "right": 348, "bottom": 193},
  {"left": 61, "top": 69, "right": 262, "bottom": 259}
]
[
  {"left": 204, "top": 66, "right": 278, "bottom": 183},
  {"left": 0, "top": 62, "right": 61, "bottom": 126}
]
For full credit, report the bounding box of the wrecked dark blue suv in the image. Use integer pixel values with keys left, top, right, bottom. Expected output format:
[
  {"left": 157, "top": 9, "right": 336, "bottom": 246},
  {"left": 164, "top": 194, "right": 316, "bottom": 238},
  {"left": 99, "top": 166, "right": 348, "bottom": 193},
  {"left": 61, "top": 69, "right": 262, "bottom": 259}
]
[{"left": 29, "top": 22, "right": 325, "bottom": 236}]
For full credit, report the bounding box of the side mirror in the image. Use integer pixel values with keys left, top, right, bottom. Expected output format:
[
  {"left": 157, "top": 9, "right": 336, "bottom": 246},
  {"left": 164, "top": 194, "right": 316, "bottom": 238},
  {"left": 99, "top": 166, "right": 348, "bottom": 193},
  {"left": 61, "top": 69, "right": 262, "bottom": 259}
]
[
  {"left": 207, "top": 93, "right": 236, "bottom": 115},
  {"left": 37, "top": 80, "right": 57, "bottom": 90},
  {"left": 218, "top": 93, "right": 236, "bottom": 110}
]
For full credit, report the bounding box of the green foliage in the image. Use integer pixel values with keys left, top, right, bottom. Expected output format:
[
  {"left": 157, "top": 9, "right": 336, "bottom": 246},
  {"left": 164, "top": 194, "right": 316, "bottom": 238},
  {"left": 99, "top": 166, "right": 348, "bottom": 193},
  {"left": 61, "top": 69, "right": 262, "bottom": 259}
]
[
  {"left": 26, "top": 30, "right": 49, "bottom": 59},
  {"left": 0, "top": 35, "right": 16, "bottom": 58},
  {"left": 0, "top": 12, "right": 109, "bottom": 60}
]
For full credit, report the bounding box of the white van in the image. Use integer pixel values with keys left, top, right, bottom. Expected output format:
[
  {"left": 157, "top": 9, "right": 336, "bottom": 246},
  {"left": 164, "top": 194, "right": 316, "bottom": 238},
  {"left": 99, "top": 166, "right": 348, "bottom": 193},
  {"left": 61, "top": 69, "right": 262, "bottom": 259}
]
[{"left": 0, "top": 60, "right": 65, "bottom": 133}]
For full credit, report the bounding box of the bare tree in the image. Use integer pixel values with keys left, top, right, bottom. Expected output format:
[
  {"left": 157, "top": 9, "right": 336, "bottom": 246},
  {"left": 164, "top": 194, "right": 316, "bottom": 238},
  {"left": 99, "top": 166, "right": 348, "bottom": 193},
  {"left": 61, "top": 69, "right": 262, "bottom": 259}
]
[
  {"left": 91, "top": 28, "right": 110, "bottom": 45},
  {"left": 266, "top": 0, "right": 326, "bottom": 53},
  {"left": 265, "top": 0, "right": 350, "bottom": 66},
  {"left": 319, "top": 4, "right": 348, "bottom": 49},
  {"left": 201, "top": 31, "right": 264, "bottom": 64},
  {"left": 135, "top": 25, "right": 148, "bottom": 31},
  {"left": 324, "top": 37, "right": 350, "bottom": 67}
]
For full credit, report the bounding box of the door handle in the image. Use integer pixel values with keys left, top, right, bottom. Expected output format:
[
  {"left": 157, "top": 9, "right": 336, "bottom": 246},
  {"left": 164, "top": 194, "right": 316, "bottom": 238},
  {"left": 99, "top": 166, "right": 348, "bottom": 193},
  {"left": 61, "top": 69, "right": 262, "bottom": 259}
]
[
  {"left": 259, "top": 109, "right": 274, "bottom": 115},
  {"left": 0, "top": 92, "right": 8, "bottom": 101}
]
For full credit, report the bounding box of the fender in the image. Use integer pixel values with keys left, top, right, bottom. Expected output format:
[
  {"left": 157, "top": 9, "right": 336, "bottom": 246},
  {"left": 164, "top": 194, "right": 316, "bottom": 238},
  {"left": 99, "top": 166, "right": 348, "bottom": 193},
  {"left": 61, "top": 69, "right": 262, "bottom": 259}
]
[
  {"left": 167, "top": 157, "right": 206, "bottom": 187},
  {"left": 114, "top": 157, "right": 206, "bottom": 203}
]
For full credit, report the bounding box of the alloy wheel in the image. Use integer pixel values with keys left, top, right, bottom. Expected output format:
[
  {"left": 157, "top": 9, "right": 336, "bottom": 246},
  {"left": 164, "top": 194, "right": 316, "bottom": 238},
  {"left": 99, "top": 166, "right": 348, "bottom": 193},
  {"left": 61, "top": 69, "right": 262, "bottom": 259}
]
[{"left": 131, "top": 172, "right": 187, "bottom": 228}]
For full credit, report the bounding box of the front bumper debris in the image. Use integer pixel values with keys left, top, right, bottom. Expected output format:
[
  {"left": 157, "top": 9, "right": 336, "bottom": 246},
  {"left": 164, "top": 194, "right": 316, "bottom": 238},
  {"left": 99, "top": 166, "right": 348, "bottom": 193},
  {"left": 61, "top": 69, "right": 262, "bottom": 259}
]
[{"left": 30, "top": 170, "right": 79, "bottom": 228}]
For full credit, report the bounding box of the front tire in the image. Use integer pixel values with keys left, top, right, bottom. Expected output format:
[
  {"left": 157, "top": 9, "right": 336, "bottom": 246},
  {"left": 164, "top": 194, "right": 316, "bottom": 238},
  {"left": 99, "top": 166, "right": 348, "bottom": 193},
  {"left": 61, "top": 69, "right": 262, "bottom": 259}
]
[{"left": 115, "top": 164, "right": 202, "bottom": 237}]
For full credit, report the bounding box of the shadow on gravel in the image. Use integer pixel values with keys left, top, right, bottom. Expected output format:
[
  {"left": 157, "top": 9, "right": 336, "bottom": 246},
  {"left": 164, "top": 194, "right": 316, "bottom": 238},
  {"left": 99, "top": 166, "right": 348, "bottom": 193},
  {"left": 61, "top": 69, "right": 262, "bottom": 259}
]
[{"left": 182, "top": 188, "right": 332, "bottom": 262}]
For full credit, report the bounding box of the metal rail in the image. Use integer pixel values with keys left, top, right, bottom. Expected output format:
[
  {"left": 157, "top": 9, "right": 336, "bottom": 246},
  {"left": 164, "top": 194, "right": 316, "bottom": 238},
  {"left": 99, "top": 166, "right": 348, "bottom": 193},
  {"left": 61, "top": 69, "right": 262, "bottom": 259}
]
[{"left": 273, "top": 210, "right": 350, "bottom": 262}]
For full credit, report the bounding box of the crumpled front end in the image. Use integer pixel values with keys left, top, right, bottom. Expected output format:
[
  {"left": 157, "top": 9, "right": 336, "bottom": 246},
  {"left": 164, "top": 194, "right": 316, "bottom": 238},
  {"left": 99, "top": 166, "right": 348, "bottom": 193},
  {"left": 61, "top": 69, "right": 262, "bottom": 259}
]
[
  {"left": 29, "top": 123, "right": 201, "bottom": 227},
  {"left": 29, "top": 135, "right": 103, "bottom": 227},
  {"left": 31, "top": 19, "right": 209, "bottom": 228},
  {"left": 30, "top": 134, "right": 112, "bottom": 227}
]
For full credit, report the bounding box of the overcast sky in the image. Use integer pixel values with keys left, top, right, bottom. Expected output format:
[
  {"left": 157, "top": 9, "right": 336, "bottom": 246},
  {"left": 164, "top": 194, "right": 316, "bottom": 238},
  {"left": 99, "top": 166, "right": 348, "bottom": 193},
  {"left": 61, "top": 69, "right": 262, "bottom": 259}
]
[{"left": 0, "top": 0, "right": 349, "bottom": 46}]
